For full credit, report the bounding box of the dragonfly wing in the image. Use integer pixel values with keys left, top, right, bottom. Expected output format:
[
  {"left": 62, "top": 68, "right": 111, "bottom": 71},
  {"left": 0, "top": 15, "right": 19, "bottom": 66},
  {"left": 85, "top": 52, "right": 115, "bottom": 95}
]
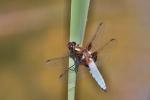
[
  {"left": 45, "top": 55, "right": 70, "bottom": 82},
  {"left": 84, "top": 22, "right": 116, "bottom": 53},
  {"left": 85, "top": 22, "right": 104, "bottom": 50},
  {"left": 45, "top": 55, "right": 69, "bottom": 68},
  {"left": 88, "top": 58, "right": 107, "bottom": 91}
]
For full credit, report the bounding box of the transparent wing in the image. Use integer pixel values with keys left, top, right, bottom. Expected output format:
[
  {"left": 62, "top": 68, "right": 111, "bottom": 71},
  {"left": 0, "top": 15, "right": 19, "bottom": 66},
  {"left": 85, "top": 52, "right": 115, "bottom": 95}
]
[
  {"left": 96, "top": 38, "right": 117, "bottom": 69},
  {"left": 88, "top": 58, "right": 107, "bottom": 92},
  {"left": 84, "top": 22, "right": 104, "bottom": 50},
  {"left": 84, "top": 22, "right": 116, "bottom": 53},
  {"left": 45, "top": 55, "right": 69, "bottom": 68},
  {"left": 97, "top": 38, "right": 117, "bottom": 53},
  {"left": 45, "top": 55, "right": 77, "bottom": 82},
  {"left": 45, "top": 55, "right": 69, "bottom": 82}
]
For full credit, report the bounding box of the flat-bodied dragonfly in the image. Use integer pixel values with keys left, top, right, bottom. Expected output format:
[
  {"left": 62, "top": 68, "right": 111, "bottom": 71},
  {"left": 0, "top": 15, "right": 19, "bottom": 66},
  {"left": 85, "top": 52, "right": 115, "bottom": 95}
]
[{"left": 46, "top": 22, "right": 116, "bottom": 92}]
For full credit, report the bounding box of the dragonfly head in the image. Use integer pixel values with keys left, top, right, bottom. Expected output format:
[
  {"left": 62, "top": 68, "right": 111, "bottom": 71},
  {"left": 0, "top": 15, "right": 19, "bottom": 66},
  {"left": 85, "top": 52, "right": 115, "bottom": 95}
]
[{"left": 67, "top": 42, "right": 76, "bottom": 50}]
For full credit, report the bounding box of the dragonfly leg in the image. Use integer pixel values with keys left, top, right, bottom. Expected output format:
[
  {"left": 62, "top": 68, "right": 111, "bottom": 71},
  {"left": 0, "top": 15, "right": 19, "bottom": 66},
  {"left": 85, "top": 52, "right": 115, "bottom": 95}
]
[
  {"left": 69, "top": 63, "right": 79, "bottom": 73},
  {"left": 68, "top": 64, "right": 76, "bottom": 71},
  {"left": 74, "top": 66, "right": 78, "bottom": 73},
  {"left": 59, "top": 64, "right": 75, "bottom": 78},
  {"left": 91, "top": 51, "right": 97, "bottom": 62}
]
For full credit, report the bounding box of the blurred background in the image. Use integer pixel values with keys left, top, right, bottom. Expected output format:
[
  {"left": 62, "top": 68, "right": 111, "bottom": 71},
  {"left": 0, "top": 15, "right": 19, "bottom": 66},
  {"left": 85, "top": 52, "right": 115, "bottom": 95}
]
[{"left": 0, "top": 0, "right": 150, "bottom": 100}]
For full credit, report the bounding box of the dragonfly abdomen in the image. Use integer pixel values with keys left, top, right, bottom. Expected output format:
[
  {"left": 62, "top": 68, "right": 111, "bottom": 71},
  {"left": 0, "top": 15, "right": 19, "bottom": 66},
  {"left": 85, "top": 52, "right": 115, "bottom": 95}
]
[{"left": 88, "top": 58, "right": 107, "bottom": 91}]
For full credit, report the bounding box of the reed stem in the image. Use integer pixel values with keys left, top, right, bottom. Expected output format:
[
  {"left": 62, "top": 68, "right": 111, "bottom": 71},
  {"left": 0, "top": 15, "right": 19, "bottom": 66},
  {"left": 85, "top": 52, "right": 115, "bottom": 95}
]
[{"left": 68, "top": 0, "right": 90, "bottom": 100}]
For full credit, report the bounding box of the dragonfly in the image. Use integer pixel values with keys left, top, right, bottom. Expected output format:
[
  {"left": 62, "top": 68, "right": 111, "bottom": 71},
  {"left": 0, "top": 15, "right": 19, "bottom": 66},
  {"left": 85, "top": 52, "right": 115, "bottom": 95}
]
[{"left": 46, "top": 22, "right": 116, "bottom": 92}]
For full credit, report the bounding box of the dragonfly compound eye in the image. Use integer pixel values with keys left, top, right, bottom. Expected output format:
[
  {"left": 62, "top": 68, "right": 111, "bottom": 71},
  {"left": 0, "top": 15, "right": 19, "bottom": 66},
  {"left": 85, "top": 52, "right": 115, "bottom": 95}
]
[
  {"left": 72, "top": 42, "right": 76, "bottom": 46},
  {"left": 68, "top": 42, "right": 73, "bottom": 49}
]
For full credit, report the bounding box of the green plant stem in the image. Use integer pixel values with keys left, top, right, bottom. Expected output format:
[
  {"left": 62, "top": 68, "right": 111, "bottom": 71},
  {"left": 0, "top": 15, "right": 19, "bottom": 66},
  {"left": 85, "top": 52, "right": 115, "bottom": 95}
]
[{"left": 68, "top": 0, "right": 90, "bottom": 100}]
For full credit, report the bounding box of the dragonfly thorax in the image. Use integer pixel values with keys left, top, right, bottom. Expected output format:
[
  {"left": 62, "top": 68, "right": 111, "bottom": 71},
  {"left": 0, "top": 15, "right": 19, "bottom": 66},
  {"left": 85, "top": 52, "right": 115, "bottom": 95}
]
[{"left": 67, "top": 41, "right": 97, "bottom": 66}]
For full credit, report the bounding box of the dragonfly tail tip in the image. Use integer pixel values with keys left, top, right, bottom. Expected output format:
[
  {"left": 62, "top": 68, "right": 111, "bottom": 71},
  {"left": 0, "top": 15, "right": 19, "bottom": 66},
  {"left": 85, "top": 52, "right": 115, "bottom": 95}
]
[{"left": 101, "top": 88, "right": 107, "bottom": 92}]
